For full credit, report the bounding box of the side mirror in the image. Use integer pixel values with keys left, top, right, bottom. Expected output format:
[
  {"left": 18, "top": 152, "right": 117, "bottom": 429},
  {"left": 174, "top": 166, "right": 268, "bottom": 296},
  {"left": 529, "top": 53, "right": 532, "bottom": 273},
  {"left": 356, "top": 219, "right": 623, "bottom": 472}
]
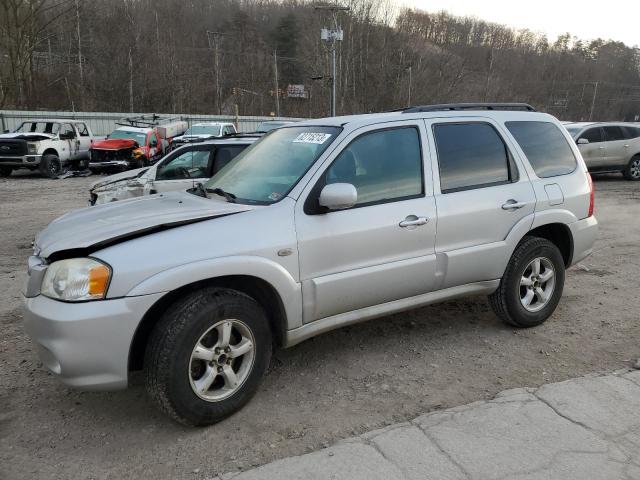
[
  {"left": 319, "top": 183, "right": 357, "bottom": 211},
  {"left": 577, "top": 138, "right": 589, "bottom": 145}
]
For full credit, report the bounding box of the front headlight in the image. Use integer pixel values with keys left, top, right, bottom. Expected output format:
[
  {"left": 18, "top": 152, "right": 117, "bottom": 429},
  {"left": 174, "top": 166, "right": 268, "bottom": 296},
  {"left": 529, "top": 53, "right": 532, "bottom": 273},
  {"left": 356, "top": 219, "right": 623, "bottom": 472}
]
[
  {"left": 27, "top": 142, "right": 38, "bottom": 154},
  {"left": 41, "top": 258, "right": 111, "bottom": 302}
]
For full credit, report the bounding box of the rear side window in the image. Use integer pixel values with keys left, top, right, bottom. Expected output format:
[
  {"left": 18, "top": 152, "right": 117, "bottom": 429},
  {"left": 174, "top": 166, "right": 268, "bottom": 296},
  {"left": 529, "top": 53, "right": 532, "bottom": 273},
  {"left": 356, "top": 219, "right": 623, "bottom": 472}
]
[
  {"left": 433, "top": 123, "right": 513, "bottom": 193},
  {"left": 603, "top": 126, "right": 627, "bottom": 141},
  {"left": 623, "top": 126, "right": 640, "bottom": 139},
  {"left": 506, "top": 121, "right": 577, "bottom": 178}
]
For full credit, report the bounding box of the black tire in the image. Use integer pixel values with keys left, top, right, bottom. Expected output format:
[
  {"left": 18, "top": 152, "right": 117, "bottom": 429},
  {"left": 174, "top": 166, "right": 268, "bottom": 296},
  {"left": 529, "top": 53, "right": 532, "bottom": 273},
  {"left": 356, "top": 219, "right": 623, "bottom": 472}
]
[
  {"left": 144, "top": 287, "right": 272, "bottom": 426},
  {"left": 489, "top": 236, "right": 565, "bottom": 328},
  {"left": 39, "top": 154, "right": 62, "bottom": 178},
  {"left": 0, "top": 166, "right": 12, "bottom": 177},
  {"left": 622, "top": 155, "right": 640, "bottom": 181}
]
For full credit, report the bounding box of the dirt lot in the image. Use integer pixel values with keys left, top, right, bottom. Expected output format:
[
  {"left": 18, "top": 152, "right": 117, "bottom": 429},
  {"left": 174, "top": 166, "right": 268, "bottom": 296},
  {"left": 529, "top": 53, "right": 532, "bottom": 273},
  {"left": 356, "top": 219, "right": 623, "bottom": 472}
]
[{"left": 1, "top": 171, "right": 639, "bottom": 480}]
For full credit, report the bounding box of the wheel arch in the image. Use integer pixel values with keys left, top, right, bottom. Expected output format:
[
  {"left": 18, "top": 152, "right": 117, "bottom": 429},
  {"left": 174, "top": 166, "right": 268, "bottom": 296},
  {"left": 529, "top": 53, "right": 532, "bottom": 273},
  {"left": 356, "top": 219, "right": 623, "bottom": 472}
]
[
  {"left": 128, "top": 274, "right": 289, "bottom": 371},
  {"left": 42, "top": 148, "right": 59, "bottom": 158},
  {"left": 526, "top": 222, "right": 574, "bottom": 267}
]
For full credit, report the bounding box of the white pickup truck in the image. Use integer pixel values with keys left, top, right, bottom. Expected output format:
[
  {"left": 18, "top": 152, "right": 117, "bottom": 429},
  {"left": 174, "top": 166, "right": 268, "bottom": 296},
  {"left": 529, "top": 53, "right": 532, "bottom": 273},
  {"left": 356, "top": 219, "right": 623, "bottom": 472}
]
[{"left": 0, "top": 119, "right": 95, "bottom": 178}]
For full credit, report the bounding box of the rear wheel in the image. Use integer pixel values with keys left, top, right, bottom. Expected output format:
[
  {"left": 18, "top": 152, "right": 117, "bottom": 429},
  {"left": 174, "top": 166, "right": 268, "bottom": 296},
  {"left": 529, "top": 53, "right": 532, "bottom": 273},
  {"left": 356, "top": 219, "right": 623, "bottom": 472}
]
[
  {"left": 622, "top": 155, "right": 640, "bottom": 181},
  {"left": 39, "top": 154, "right": 63, "bottom": 178},
  {"left": 489, "top": 236, "right": 565, "bottom": 327},
  {"left": 0, "top": 166, "right": 12, "bottom": 177},
  {"left": 144, "top": 287, "right": 272, "bottom": 426}
]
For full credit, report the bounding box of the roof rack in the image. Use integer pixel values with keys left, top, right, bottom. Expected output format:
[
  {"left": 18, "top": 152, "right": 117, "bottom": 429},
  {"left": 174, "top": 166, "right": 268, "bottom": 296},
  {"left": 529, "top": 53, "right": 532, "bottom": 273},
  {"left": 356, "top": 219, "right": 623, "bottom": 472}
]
[
  {"left": 116, "top": 114, "right": 183, "bottom": 128},
  {"left": 402, "top": 103, "right": 537, "bottom": 113}
]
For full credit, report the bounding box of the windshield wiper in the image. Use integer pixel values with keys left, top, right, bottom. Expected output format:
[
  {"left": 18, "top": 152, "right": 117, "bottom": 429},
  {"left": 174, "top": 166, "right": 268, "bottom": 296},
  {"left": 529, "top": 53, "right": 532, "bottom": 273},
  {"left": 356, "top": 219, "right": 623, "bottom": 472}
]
[
  {"left": 187, "top": 182, "right": 208, "bottom": 198},
  {"left": 206, "top": 187, "right": 236, "bottom": 203}
]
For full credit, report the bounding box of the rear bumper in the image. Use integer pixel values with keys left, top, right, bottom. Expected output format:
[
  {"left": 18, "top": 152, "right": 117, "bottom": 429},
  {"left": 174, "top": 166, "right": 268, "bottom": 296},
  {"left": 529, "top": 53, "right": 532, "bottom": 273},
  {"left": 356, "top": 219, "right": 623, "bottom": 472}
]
[
  {"left": 569, "top": 215, "right": 598, "bottom": 266},
  {"left": 23, "top": 292, "right": 164, "bottom": 390},
  {"left": 0, "top": 155, "right": 42, "bottom": 167}
]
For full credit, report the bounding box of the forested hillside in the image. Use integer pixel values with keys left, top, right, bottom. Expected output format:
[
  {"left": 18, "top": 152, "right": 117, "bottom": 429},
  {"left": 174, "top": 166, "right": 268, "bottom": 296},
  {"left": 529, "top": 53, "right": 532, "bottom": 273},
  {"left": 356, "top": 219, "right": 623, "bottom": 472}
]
[{"left": 1, "top": 0, "right": 639, "bottom": 120}]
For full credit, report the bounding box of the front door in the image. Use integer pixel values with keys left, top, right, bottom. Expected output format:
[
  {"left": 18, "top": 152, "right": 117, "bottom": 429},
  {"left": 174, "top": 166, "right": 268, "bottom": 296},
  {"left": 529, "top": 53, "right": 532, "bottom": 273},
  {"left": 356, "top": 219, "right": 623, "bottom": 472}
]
[
  {"left": 576, "top": 127, "right": 606, "bottom": 168},
  {"left": 295, "top": 122, "right": 438, "bottom": 323},
  {"left": 426, "top": 119, "right": 537, "bottom": 289}
]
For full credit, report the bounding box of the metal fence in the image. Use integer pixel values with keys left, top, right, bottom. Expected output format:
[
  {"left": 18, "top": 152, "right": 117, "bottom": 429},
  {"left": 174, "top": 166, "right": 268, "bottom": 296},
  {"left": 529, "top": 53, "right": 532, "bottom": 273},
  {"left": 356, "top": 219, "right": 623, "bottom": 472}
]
[{"left": 0, "top": 110, "right": 303, "bottom": 136}]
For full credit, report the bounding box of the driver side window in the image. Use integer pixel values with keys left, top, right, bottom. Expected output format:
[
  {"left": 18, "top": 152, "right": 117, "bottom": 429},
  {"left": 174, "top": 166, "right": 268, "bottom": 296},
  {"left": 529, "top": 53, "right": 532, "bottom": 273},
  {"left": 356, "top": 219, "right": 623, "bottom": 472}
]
[{"left": 156, "top": 149, "right": 212, "bottom": 180}]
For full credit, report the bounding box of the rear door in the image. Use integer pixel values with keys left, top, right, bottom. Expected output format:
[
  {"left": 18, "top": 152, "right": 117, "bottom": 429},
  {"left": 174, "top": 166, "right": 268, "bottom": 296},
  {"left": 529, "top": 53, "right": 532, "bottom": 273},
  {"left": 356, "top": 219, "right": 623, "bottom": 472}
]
[
  {"left": 602, "top": 126, "right": 629, "bottom": 168},
  {"left": 75, "top": 123, "right": 92, "bottom": 158},
  {"left": 576, "top": 127, "right": 606, "bottom": 168},
  {"left": 426, "top": 118, "right": 536, "bottom": 289}
]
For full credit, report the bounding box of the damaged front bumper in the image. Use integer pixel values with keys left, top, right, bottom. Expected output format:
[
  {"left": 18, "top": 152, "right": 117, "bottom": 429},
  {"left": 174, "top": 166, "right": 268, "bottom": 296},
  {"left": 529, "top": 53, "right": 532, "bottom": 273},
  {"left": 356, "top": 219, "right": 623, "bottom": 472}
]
[
  {"left": 89, "top": 159, "right": 131, "bottom": 169},
  {"left": 0, "top": 154, "right": 42, "bottom": 167}
]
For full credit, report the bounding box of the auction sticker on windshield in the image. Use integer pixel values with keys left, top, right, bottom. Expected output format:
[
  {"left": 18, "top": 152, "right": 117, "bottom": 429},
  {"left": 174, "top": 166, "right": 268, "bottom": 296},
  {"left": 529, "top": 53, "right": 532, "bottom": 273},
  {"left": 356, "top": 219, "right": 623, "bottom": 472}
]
[{"left": 292, "top": 132, "right": 332, "bottom": 144}]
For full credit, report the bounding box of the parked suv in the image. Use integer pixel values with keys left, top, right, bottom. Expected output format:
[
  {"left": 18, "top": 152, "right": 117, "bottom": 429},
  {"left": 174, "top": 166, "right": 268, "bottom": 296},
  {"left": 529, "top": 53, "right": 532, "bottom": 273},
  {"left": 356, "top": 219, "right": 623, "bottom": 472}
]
[
  {"left": 564, "top": 122, "right": 640, "bottom": 180},
  {"left": 23, "top": 103, "right": 597, "bottom": 425}
]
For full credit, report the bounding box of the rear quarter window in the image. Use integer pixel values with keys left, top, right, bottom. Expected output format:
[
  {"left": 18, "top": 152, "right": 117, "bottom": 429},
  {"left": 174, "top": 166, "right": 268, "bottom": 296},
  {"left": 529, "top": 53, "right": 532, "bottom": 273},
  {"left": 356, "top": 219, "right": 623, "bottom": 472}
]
[{"left": 506, "top": 121, "right": 577, "bottom": 178}]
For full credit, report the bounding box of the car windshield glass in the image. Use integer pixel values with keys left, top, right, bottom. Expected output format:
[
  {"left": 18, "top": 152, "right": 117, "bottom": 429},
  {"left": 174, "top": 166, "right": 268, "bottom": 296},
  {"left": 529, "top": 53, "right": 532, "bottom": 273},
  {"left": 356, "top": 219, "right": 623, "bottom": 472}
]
[
  {"left": 15, "top": 122, "right": 59, "bottom": 134},
  {"left": 204, "top": 126, "right": 341, "bottom": 204},
  {"left": 564, "top": 127, "right": 581, "bottom": 137},
  {"left": 108, "top": 130, "right": 147, "bottom": 145},
  {"left": 186, "top": 125, "right": 221, "bottom": 136}
]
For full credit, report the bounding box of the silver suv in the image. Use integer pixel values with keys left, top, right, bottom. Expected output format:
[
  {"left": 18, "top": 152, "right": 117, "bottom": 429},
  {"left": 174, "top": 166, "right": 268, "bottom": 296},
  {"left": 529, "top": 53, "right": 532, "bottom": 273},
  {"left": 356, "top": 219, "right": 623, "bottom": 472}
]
[
  {"left": 23, "top": 103, "right": 598, "bottom": 425},
  {"left": 564, "top": 122, "right": 640, "bottom": 180}
]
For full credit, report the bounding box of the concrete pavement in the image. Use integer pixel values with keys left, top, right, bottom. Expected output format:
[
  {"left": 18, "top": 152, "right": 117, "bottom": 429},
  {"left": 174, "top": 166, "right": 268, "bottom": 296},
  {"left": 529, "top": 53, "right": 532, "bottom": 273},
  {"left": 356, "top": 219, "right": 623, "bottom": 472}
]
[{"left": 217, "top": 370, "right": 640, "bottom": 480}]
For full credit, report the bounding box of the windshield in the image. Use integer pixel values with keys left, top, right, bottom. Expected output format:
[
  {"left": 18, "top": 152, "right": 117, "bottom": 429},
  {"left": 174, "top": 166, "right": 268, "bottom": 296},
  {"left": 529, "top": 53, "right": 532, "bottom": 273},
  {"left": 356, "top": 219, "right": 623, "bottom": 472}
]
[
  {"left": 257, "top": 121, "right": 290, "bottom": 132},
  {"left": 108, "top": 129, "right": 147, "bottom": 145},
  {"left": 15, "top": 122, "right": 60, "bottom": 134},
  {"left": 186, "top": 125, "right": 221, "bottom": 136},
  {"left": 204, "top": 126, "right": 341, "bottom": 204}
]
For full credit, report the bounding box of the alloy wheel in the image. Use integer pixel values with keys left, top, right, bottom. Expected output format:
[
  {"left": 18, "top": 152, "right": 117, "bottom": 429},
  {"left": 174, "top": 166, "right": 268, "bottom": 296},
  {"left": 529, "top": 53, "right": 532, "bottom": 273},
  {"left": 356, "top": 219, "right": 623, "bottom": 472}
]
[
  {"left": 519, "top": 257, "right": 556, "bottom": 312},
  {"left": 188, "top": 319, "right": 255, "bottom": 402}
]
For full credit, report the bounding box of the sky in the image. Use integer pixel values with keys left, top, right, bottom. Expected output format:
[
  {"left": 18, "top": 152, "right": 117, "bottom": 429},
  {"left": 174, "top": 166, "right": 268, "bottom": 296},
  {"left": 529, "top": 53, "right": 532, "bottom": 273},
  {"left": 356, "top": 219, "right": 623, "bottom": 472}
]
[{"left": 401, "top": 0, "right": 640, "bottom": 47}]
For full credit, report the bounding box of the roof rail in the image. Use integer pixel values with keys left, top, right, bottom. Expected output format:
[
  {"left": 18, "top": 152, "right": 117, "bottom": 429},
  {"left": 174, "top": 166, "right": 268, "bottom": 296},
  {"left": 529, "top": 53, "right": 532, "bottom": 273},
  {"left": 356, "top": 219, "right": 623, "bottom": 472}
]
[
  {"left": 116, "top": 114, "right": 183, "bottom": 128},
  {"left": 402, "top": 103, "right": 537, "bottom": 113}
]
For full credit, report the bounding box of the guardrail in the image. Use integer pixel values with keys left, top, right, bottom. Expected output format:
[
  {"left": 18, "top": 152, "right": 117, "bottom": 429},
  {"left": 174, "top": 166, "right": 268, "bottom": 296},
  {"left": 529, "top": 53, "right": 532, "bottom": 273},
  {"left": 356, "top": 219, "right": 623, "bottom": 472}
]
[{"left": 0, "top": 110, "right": 303, "bottom": 136}]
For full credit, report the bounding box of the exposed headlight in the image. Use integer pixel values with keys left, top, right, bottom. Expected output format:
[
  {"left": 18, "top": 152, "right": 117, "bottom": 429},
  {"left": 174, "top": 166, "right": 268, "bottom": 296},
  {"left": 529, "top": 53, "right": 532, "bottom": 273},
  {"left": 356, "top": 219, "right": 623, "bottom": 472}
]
[
  {"left": 27, "top": 142, "right": 38, "bottom": 154},
  {"left": 41, "top": 258, "right": 111, "bottom": 302}
]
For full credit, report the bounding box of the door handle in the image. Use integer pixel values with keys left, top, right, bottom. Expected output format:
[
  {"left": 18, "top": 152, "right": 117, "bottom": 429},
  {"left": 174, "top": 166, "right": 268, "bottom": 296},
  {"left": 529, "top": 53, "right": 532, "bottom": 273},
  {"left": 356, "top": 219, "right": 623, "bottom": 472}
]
[
  {"left": 624, "top": 144, "right": 630, "bottom": 148},
  {"left": 502, "top": 199, "right": 526, "bottom": 210},
  {"left": 399, "top": 215, "right": 428, "bottom": 228}
]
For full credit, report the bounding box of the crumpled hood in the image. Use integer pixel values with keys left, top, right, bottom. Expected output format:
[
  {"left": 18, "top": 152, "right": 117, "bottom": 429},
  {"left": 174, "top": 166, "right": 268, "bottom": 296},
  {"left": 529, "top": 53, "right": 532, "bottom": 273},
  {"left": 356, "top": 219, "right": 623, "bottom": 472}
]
[
  {"left": 90, "top": 166, "right": 150, "bottom": 190},
  {"left": 91, "top": 138, "right": 138, "bottom": 150},
  {"left": 35, "top": 191, "right": 255, "bottom": 258},
  {"left": 0, "top": 132, "right": 55, "bottom": 141}
]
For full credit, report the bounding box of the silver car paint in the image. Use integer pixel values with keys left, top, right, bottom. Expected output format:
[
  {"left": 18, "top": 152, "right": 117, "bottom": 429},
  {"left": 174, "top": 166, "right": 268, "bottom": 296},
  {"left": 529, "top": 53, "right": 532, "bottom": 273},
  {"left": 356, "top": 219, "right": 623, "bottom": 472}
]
[{"left": 24, "top": 109, "right": 598, "bottom": 390}]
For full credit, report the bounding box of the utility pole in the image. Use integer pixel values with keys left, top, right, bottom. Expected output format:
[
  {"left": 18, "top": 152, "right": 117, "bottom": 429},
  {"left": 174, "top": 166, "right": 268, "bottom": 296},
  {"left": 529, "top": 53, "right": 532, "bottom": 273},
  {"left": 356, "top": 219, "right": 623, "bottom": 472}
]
[
  {"left": 128, "top": 47, "right": 134, "bottom": 113},
  {"left": 407, "top": 65, "right": 412, "bottom": 107},
  {"left": 75, "top": 0, "right": 83, "bottom": 108},
  {"left": 589, "top": 81, "right": 599, "bottom": 121},
  {"left": 207, "top": 31, "right": 225, "bottom": 115},
  {"left": 316, "top": 5, "right": 350, "bottom": 117},
  {"left": 273, "top": 50, "right": 280, "bottom": 116}
]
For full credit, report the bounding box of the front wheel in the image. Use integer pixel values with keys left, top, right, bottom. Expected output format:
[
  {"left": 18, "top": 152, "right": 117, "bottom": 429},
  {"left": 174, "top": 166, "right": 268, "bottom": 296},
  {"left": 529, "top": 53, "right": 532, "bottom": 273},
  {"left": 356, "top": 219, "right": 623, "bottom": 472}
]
[
  {"left": 144, "top": 287, "right": 272, "bottom": 426},
  {"left": 622, "top": 156, "right": 640, "bottom": 181},
  {"left": 489, "top": 236, "right": 565, "bottom": 327},
  {"left": 0, "top": 166, "right": 12, "bottom": 177},
  {"left": 39, "top": 154, "right": 63, "bottom": 178}
]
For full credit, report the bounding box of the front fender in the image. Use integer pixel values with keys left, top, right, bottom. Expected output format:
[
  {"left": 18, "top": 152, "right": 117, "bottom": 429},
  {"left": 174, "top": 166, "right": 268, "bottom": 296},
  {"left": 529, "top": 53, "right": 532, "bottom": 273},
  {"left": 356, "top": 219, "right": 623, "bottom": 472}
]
[{"left": 126, "top": 255, "right": 303, "bottom": 329}]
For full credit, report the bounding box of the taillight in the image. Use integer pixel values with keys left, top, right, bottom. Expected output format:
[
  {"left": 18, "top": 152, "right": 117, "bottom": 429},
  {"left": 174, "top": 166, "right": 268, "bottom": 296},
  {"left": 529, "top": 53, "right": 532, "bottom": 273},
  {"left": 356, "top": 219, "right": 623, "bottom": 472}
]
[{"left": 587, "top": 172, "right": 594, "bottom": 217}]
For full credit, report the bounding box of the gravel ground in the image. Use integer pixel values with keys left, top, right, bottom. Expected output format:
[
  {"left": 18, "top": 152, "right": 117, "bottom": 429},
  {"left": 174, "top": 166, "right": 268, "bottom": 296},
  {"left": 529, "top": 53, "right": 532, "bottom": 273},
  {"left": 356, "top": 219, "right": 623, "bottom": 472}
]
[{"left": 1, "top": 170, "right": 639, "bottom": 480}]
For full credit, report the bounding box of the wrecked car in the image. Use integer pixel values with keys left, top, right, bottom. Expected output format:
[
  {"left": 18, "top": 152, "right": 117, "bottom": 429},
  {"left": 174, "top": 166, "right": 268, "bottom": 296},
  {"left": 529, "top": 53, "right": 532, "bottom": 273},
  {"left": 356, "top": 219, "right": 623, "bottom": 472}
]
[
  {"left": 89, "top": 115, "right": 187, "bottom": 171},
  {"left": 0, "top": 120, "right": 94, "bottom": 178},
  {"left": 89, "top": 136, "right": 258, "bottom": 205},
  {"left": 170, "top": 122, "right": 237, "bottom": 150}
]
